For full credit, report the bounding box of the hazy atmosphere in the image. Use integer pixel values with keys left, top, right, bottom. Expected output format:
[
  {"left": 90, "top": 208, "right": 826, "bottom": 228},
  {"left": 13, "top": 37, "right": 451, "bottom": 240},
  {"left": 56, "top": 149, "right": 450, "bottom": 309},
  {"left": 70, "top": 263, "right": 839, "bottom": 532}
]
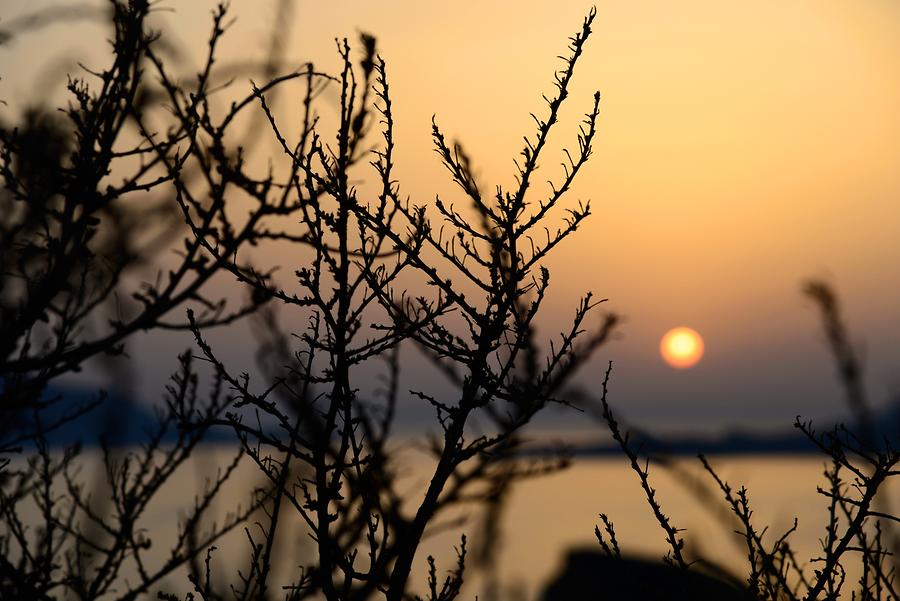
[
  {"left": 3, "top": 2, "right": 900, "bottom": 600},
  {"left": 5, "top": 0, "right": 900, "bottom": 432}
]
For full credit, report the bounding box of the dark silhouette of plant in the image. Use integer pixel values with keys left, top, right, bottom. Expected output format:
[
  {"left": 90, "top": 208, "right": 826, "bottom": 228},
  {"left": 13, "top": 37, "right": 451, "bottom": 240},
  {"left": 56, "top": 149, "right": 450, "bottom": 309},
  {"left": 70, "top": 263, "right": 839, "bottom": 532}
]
[
  {"left": 0, "top": 0, "right": 295, "bottom": 443},
  {"left": 7, "top": 3, "right": 894, "bottom": 601},
  {"left": 169, "top": 6, "right": 619, "bottom": 601},
  {"left": 0, "top": 1, "right": 325, "bottom": 598},
  {"left": 0, "top": 353, "right": 260, "bottom": 600},
  {"left": 590, "top": 282, "right": 900, "bottom": 601},
  {"left": 803, "top": 281, "right": 874, "bottom": 447},
  {"left": 4, "top": 1, "right": 616, "bottom": 599}
]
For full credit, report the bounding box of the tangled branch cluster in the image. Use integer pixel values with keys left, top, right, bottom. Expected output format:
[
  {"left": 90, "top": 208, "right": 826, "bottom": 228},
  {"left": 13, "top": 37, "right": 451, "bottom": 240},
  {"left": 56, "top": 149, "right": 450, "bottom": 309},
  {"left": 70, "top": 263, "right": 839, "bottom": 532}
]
[
  {"left": 2, "top": 3, "right": 896, "bottom": 601},
  {"left": 1, "top": 3, "right": 615, "bottom": 600}
]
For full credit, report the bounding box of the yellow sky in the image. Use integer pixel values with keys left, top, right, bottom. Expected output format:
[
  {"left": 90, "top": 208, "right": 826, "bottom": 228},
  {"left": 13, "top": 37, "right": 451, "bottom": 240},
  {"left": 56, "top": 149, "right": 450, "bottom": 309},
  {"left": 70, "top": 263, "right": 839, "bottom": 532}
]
[{"left": 3, "top": 0, "right": 900, "bottom": 428}]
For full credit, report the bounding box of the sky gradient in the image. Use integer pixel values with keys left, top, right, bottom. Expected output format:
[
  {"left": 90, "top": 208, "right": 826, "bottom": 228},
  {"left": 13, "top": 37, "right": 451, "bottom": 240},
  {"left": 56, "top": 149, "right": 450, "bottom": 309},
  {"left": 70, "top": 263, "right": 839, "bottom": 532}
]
[{"left": 3, "top": 0, "right": 900, "bottom": 433}]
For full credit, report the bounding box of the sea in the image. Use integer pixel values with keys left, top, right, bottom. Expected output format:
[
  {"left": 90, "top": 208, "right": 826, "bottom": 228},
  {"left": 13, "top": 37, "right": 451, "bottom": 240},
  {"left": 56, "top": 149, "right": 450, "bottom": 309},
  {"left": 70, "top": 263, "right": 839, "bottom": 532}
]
[{"left": 8, "top": 446, "right": 886, "bottom": 600}]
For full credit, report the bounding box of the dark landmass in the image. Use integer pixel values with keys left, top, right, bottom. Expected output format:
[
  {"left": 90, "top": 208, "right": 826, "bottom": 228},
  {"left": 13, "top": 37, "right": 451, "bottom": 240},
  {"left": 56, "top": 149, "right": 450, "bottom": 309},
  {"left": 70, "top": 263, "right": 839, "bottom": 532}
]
[
  {"left": 538, "top": 402, "right": 900, "bottom": 457},
  {"left": 572, "top": 428, "right": 822, "bottom": 456},
  {"left": 8, "top": 386, "right": 234, "bottom": 448},
  {"left": 12, "top": 387, "right": 900, "bottom": 454}
]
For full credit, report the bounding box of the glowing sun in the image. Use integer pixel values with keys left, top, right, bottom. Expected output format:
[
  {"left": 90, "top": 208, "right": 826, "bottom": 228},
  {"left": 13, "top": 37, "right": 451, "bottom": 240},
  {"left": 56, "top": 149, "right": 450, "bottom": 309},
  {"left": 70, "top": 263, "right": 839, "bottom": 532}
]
[{"left": 660, "top": 327, "right": 705, "bottom": 369}]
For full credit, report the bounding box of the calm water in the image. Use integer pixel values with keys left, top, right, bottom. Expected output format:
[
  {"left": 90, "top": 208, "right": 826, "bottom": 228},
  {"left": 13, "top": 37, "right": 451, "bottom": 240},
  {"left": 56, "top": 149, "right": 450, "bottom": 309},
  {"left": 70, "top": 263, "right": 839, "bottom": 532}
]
[
  {"left": 11, "top": 448, "right": 884, "bottom": 599},
  {"left": 419, "top": 454, "right": 839, "bottom": 600}
]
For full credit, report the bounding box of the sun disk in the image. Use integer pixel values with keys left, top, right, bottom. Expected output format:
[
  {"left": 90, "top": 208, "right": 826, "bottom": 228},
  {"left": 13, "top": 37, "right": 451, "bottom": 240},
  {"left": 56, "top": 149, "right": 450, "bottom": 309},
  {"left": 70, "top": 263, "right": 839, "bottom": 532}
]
[{"left": 660, "top": 327, "right": 705, "bottom": 369}]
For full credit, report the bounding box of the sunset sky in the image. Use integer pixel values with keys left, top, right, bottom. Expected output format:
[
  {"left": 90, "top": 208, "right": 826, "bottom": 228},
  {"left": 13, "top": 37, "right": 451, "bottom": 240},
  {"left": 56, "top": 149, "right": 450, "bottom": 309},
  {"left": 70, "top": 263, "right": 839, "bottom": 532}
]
[{"left": 3, "top": 0, "right": 900, "bottom": 433}]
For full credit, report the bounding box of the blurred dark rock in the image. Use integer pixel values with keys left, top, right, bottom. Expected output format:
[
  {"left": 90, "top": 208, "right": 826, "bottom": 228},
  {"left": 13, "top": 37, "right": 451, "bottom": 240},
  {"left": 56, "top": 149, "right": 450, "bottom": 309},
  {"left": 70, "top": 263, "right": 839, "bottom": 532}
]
[{"left": 540, "top": 549, "right": 755, "bottom": 601}]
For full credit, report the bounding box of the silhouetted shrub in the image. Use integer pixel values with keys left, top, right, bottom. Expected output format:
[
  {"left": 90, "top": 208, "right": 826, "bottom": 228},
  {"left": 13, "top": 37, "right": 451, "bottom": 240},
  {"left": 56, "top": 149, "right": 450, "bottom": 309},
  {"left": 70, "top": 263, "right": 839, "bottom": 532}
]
[
  {"left": 3, "top": 3, "right": 897, "bottom": 601},
  {"left": 591, "top": 283, "right": 900, "bottom": 600},
  {"left": 2, "top": 3, "right": 615, "bottom": 599}
]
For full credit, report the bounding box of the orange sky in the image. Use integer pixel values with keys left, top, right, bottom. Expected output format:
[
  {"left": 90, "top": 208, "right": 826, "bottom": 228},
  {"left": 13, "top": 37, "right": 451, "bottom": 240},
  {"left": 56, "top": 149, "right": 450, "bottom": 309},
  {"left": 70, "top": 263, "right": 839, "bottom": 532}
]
[{"left": 3, "top": 0, "right": 900, "bottom": 430}]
